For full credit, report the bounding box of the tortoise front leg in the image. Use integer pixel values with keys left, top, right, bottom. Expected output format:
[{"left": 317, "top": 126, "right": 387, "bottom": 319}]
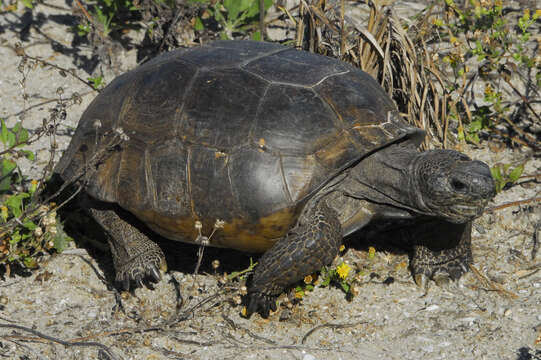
[
  {"left": 246, "top": 200, "right": 342, "bottom": 318},
  {"left": 88, "top": 206, "right": 167, "bottom": 290},
  {"left": 410, "top": 220, "right": 473, "bottom": 288}
]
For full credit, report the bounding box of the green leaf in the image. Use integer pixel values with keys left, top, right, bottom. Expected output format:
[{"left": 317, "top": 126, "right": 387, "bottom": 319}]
[
  {"left": 244, "top": 0, "right": 272, "bottom": 20},
  {"left": 223, "top": 0, "right": 244, "bottom": 21},
  {"left": 194, "top": 17, "right": 205, "bottom": 31},
  {"left": 21, "top": 0, "right": 33, "bottom": 8},
  {"left": 468, "top": 119, "right": 483, "bottom": 132},
  {"left": 321, "top": 274, "right": 332, "bottom": 287},
  {"left": 6, "top": 130, "right": 16, "bottom": 148},
  {"left": 53, "top": 222, "right": 73, "bottom": 253},
  {"left": 23, "top": 256, "right": 38, "bottom": 269},
  {"left": 0, "top": 159, "right": 17, "bottom": 191},
  {"left": 23, "top": 220, "right": 37, "bottom": 231},
  {"left": 0, "top": 119, "right": 9, "bottom": 145},
  {"left": 507, "top": 165, "right": 524, "bottom": 183},
  {"left": 465, "top": 132, "right": 480, "bottom": 144},
  {"left": 251, "top": 30, "right": 261, "bottom": 41},
  {"left": 457, "top": 128, "right": 465, "bottom": 142},
  {"left": 88, "top": 76, "right": 104, "bottom": 90},
  {"left": 12, "top": 122, "right": 29, "bottom": 146},
  {"left": 340, "top": 281, "right": 350, "bottom": 293},
  {"left": 490, "top": 166, "right": 502, "bottom": 182},
  {"left": 22, "top": 150, "right": 35, "bottom": 161},
  {"left": 10, "top": 231, "right": 21, "bottom": 244},
  {"left": 5, "top": 193, "right": 29, "bottom": 218}
]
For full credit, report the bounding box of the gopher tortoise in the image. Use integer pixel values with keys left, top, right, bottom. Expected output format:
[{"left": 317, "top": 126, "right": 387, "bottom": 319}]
[{"left": 56, "top": 40, "right": 495, "bottom": 318}]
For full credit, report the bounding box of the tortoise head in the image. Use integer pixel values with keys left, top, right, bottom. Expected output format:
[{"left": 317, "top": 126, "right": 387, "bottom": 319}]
[{"left": 410, "top": 150, "right": 496, "bottom": 223}]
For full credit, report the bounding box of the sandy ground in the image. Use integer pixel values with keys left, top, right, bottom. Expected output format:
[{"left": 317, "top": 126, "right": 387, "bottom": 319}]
[{"left": 0, "top": 1, "right": 540, "bottom": 359}]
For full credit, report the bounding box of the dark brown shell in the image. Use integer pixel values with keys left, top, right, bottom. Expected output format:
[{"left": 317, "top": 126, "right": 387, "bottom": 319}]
[{"left": 56, "top": 40, "right": 423, "bottom": 252}]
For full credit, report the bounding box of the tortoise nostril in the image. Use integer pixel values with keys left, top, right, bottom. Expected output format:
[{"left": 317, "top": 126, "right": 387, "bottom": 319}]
[{"left": 451, "top": 179, "right": 467, "bottom": 192}]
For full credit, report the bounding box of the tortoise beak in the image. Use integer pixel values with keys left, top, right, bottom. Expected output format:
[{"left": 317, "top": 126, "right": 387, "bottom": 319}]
[{"left": 449, "top": 160, "right": 496, "bottom": 200}]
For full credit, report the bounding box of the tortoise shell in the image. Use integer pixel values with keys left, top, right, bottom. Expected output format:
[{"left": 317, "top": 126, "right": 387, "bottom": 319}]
[{"left": 56, "top": 40, "right": 423, "bottom": 252}]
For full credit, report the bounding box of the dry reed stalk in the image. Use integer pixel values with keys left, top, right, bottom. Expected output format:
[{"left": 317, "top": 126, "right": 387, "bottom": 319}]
[{"left": 294, "top": 0, "right": 447, "bottom": 148}]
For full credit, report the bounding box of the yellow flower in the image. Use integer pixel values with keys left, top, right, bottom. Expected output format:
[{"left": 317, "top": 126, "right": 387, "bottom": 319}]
[
  {"left": 336, "top": 263, "right": 351, "bottom": 280},
  {"left": 368, "top": 246, "right": 376, "bottom": 259},
  {"left": 0, "top": 206, "right": 7, "bottom": 222}
]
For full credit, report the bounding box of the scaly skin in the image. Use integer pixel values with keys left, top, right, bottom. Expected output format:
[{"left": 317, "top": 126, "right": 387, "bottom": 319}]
[
  {"left": 246, "top": 199, "right": 342, "bottom": 318},
  {"left": 89, "top": 207, "right": 166, "bottom": 290},
  {"left": 408, "top": 220, "right": 473, "bottom": 287}
]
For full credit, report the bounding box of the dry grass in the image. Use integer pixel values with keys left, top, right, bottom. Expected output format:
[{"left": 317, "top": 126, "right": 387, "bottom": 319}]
[{"left": 294, "top": 0, "right": 450, "bottom": 148}]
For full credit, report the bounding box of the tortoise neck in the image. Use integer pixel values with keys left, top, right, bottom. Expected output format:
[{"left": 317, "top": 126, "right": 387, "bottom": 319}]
[{"left": 347, "top": 143, "right": 423, "bottom": 212}]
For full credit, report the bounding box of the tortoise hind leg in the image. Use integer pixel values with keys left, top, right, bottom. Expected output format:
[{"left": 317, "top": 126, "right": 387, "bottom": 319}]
[
  {"left": 246, "top": 200, "right": 342, "bottom": 318},
  {"left": 410, "top": 220, "right": 473, "bottom": 289},
  {"left": 88, "top": 205, "right": 167, "bottom": 290}
]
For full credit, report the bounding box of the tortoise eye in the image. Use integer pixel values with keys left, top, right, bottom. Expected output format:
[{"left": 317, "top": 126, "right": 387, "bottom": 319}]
[{"left": 451, "top": 179, "right": 467, "bottom": 192}]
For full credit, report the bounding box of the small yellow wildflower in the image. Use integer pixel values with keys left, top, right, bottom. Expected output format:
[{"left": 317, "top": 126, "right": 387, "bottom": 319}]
[
  {"left": 0, "top": 206, "right": 7, "bottom": 222},
  {"left": 339, "top": 244, "right": 345, "bottom": 252},
  {"left": 336, "top": 263, "right": 351, "bottom": 280},
  {"left": 304, "top": 274, "right": 313, "bottom": 284},
  {"left": 368, "top": 246, "right": 376, "bottom": 259}
]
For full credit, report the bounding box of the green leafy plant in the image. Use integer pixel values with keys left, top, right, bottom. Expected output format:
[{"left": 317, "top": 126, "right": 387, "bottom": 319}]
[
  {"left": 88, "top": 75, "right": 105, "bottom": 90},
  {"left": 0, "top": 118, "right": 72, "bottom": 272},
  {"left": 76, "top": 0, "right": 139, "bottom": 38},
  {"left": 192, "top": 0, "right": 272, "bottom": 40},
  {"left": 490, "top": 163, "right": 524, "bottom": 193},
  {"left": 320, "top": 262, "right": 354, "bottom": 295},
  {"left": 431, "top": 1, "right": 540, "bottom": 146},
  {"left": 0, "top": 0, "right": 33, "bottom": 10}
]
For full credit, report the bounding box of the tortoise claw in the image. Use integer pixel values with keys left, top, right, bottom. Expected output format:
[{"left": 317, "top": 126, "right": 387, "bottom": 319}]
[
  {"left": 116, "top": 263, "right": 164, "bottom": 292},
  {"left": 135, "top": 275, "right": 144, "bottom": 289},
  {"left": 149, "top": 267, "right": 161, "bottom": 282},
  {"left": 245, "top": 292, "right": 277, "bottom": 318},
  {"left": 433, "top": 272, "right": 451, "bottom": 288},
  {"left": 121, "top": 276, "right": 130, "bottom": 292},
  {"left": 414, "top": 273, "right": 428, "bottom": 290}
]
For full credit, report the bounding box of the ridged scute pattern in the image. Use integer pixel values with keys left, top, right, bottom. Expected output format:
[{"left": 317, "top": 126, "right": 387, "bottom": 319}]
[{"left": 57, "top": 40, "right": 419, "bottom": 251}]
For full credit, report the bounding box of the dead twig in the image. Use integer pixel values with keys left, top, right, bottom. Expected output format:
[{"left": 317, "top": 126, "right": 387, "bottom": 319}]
[
  {"left": 15, "top": 45, "right": 98, "bottom": 92},
  {"left": 221, "top": 313, "right": 276, "bottom": 345},
  {"left": 469, "top": 265, "right": 519, "bottom": 300},
  {"left": 302, "top": 321, "right": 367, "bottom": 344},
  {"left": 532, "top": 222, "right": 540, "bottom": 260},
  {"left": 487, "top": 197, "right": 541, "bottom": 212},
  {"left": 2, "top": 338, "right": 48, "bottom": 360},
  {"left": 0, "top": 323, "right": 121, "bottom": 360}
]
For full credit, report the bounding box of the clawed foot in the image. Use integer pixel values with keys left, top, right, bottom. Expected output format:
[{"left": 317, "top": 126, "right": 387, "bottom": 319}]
[
  {"left": 244, "top": 291, "right": 278, "bottom": 318},
  {"left": 115, "top": 251, "right": 167, "bottom": 291},
  {"left": 412, "top": 252, "right": 471, "bottom": 290}
]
